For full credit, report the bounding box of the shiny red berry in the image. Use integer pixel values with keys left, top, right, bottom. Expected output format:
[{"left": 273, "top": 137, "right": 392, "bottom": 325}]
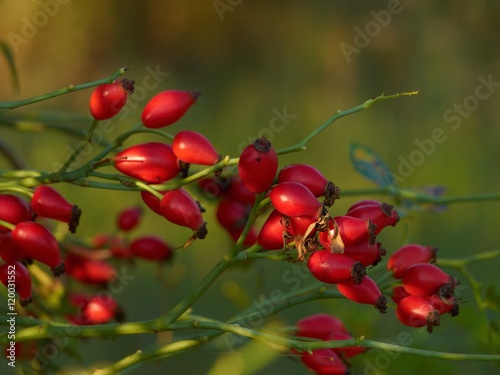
[
  {"left": 343, "top": 241, "right": 386, "bottom": 267},
  {"left": 238, "top": 137, "right": 278, "bottom": 193},
  {"left": 0, "top": 261, "right": 32, "bottom": 306},
  {"left": 113, "top": 142, "right": 180, "bottom": 183},
  {"left": 31, "top": 186, "right": 82, "bottom": 233},
  {"left": 117, "top": 206, "right": 143, "bottom": 231},
  {"left": 278, "top": 164, "right": 339, "bottom": 207},
  {"left": 160, "top": 189, "right": 207, "bottom": 239},
  {"left": 337, "top": 276, "right": 387, "bottom": 313},
  {"left": 11, "top": 222, "right": 64, "bottom": 276},
  {"left": 89, "top": 78, "right": 135, "bottom": 120},
  {"left": 346, "top": 201, "right": 399, "bottom": 235},
  {"left": 396, "top": 295, "right": 440, "bottom": 333},
  {"left": 0, "top": 194, "right": 31, "bottom": 232},
  {"left": 401, "top": 263, "right": 457, "bottom": 298},
  {"left": 387, "top": 244, "right": 438, "bottom": 279},
  {"left": 333, "top": 215, "right": 376, "bottom": 247},
  {"left": 308, "top": 249, "right": 365, "bottom": 284},
  {"left": 257, "top": 209, "right": 290, "bottom": 250},
  {"left": 287, "top": 215, "right": 318, "bottom": 237},
  {"left": 142, "top": 90, "right": 200, "bottom": 129},
  {"left": 140, "top": 190, "right": 166, "bottom": 216},
  {"left": 426, "top": 293, "right": 459, "bottom": 316},
  {"left": 270, "top": 182, "right": 322, "bottom": 218},
  {"left": 172, "top": 130, "right": 220, "bottom": 166},
  {"left": 129, "top": 235, "right": 173, "bottom": 261}
]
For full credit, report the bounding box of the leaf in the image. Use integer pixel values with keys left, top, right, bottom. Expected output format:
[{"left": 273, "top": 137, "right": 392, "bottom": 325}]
[
  {"left": 0, "top": 39, "right": 20, "bottom": 92},
  {"left": 349, "top": 143, "right": 395, "bottom": 187}
]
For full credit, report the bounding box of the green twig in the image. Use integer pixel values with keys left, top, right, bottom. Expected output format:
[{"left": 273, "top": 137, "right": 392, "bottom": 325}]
[
  {"left": 0, "top": 68, "right": 128, "bottom": 110},
  {"left": 276, "top": 91, "right": 419, "bottom": 155}
]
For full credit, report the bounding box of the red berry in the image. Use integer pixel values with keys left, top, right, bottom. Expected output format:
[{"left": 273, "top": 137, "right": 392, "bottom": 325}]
[
  {"left": 391, "top": 285, "right": 411, "bottom": 304},
  {"left": 113, "top": 142, "right": 180, "bottom": 183},
  {"left": 129, "top": 235, "right": 172, "bottom": 261},
  {"left": 223, "top": 176, "right": 256, "bottom": 206},
  {"left": 426, "top": 293, "right": 459, "bottom": 316},
  {"left": 216, "top": 199, "right": 250, "bottom": 231},
  {"left": 337, "top": 276, "right": 387, "bottom": 313},
  {"left": 270, "top": 182, "right": 322, "bottom": 218},
  {"left": 11, "top": 222, "right": 64, "bottom": 276},
  {"left": 0, "top": 232, "right": 28, "bottom": 262},
  {"left": 387, "top": 244, "right": 438, "bottom": 279},
  {"left": 401, "top": 263, "right": 457, "bottom": 298},
  {"left": 257, "top": 209, "right": 290, "bottom": 250},
  {"left": 333, "top": 215, "right": 376, "bottom": 247},
  {"left": 300, "top": 348, "right": 348, "bottom": 375},
  {"left": 346, "top": 200, "right": 382, "bottom": 211},
  {"left": 396, "top": 295, "right": 440, "bottom": 333},
  {"left": 81, "top": 295, "right": 122, "bottom": 325},
  {"left": 238, "top": 137, "right": 278, "bottom": 193},
  {"left": 89, "top": 78, "right": 135, "bottom": 120},
  {"left": 308, "top": 249, "right": 365, "bottom": 284},
  {"left": 296, "top": 314, "right": 349, "bottom": 340},
  {"left": 140, "top": 190, "right": 166, "bottom": 216},
  {"left": 287, "top": 215, "right": 318, "bottom": 237},
  {"left": 318, "top": 218, "right": 344, "bottom": 253},
  {"left": 278, "top": 164, "right": 339, "bottom": 207},
  {"left": 65, "top": 251, "right": 116, "bottom": 285},
  {"left": 141, "top": 90, "right": 200, "bottom": 129},
  {"left": 228, "top": 226, "right": 258, "bottom": 247},
  {"left": 343, "top": 241, "right": 386, "bottom": 267},
  {"left": 346, "top": 201, "right": 399, "bottom": 235},
  {"left": 31, "top": 186, "right": 82, "bottom": 233},
  {"left": 160, "top": 189, "right": 207, "bottom": 239},
  {"left": 0, "top": 194, "right": 31, "bottom": 232},
  {"left": 0, "top": 261, "right": 32, "bottom": 306},
  {"left": 117, "top": 206, "right": 143, "bottom": 231},
  {"left": 172, "top": 130, "right": 220, "bottom": 166}
]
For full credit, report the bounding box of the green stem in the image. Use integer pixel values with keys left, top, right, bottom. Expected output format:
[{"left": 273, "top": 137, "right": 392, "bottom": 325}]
[
  {"left": 231, "top": 192, "right": 267, "bottom": 255},
  {"left": 0, "top": 219, "right": 15, "bottom": 230},
  {"left": 53, "top": 119, "right": 100, "bottom": 179},
  {"left": 277, "top": 91, "right": 419, "bottom": 155},
  {"left": 0, "top": 68, "right": 128, "bottom": 109}
]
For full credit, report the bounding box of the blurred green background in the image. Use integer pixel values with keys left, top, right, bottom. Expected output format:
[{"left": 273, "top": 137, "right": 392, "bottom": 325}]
[{"left": 1, "top": 0, "right": 499, "bottom": 374}]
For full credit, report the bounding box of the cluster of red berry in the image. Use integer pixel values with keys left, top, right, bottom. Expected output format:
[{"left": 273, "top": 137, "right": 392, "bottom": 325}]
[
  {"left": 388, "top": 244, "right": 459, "bottom": 332},
  {"left": 0, "top": 187, "right": 81, "bottom": 306},
  {"left": 0, "top": 74, "right": 465, "bottom": 371}
]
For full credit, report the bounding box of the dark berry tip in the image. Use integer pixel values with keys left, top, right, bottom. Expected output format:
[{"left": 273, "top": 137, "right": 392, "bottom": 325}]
[
  {"left": 375, "top": 295, "right": 387, "bottom": 314},
  {"left": 253, "top": 137, "right": 272, "bottom": 153},
  {"left": 121, "top": 78, "right": 136, "bottom": 95},
  {"left": 195, "top": 222, "right": 208, "bottom": 240},
  {"left": 51, "top": 262, "right": 66, "bottom": 277},
  {"left": 69, "top": 205, "right": 82, "bottom": 234},
  {"left": 189, "top": 90, "right": 202, "bottom": 102},
  {"left": 352, "top": 262, "right": 366, "bottom": 283}
]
